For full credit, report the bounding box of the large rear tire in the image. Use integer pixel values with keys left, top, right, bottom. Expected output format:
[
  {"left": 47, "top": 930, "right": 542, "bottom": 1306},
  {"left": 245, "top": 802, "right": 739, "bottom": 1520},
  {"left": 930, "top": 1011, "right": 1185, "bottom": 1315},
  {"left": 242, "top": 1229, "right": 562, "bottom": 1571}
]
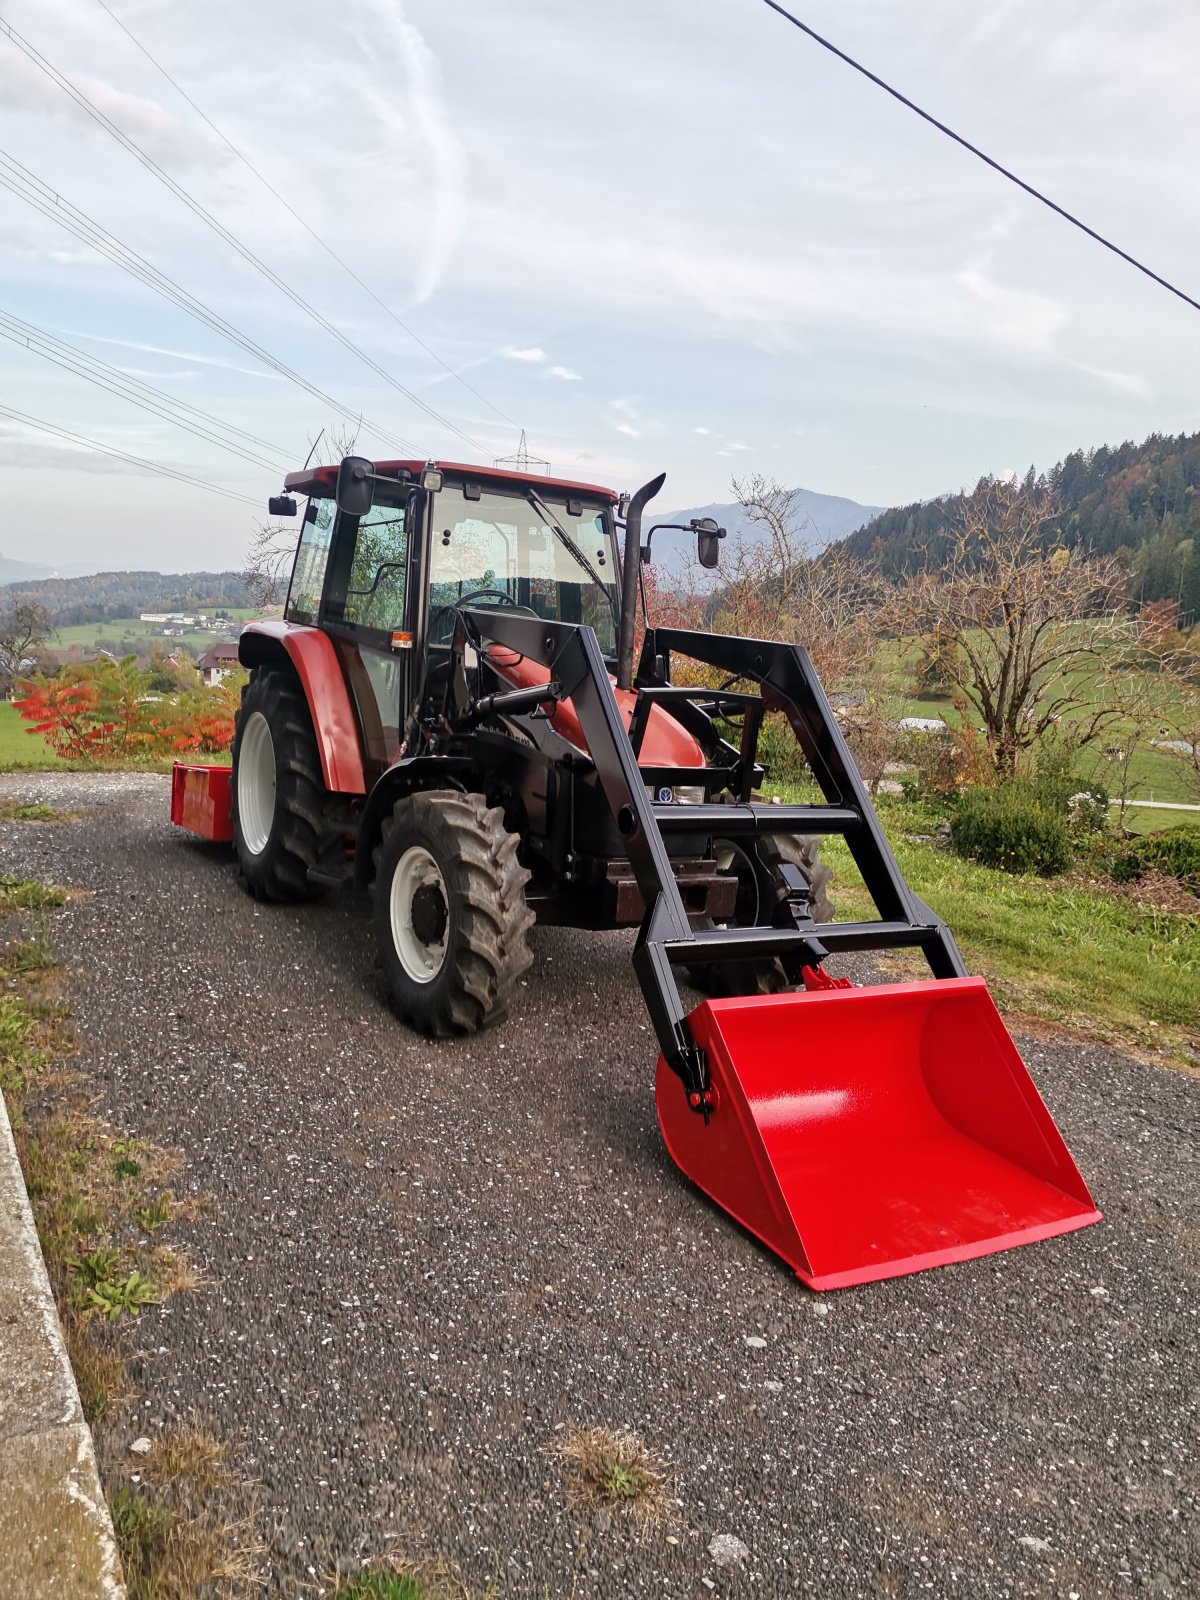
[
  {"left": 231, "top": 667, "right": 327, "bottom": 901},
  {"left": 373, "top": 790, "right": 534, "bottom": 1036},
  {"left": 687, "top": 832, "right": 833, "bottom": 998}
]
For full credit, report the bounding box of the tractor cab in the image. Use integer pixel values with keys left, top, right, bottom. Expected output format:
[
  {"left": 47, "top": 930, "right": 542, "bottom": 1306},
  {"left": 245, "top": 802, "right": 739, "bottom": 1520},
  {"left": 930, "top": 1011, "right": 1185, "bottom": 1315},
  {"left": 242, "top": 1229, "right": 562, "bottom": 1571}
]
[{"left": 275, "top": 458, "right": 623, "bottom": 783}]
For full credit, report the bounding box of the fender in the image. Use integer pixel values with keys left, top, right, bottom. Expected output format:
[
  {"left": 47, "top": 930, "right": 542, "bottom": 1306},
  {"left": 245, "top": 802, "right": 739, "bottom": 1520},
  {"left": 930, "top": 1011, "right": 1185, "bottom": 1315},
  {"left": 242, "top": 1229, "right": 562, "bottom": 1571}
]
[
  {"left": 239, "top": 620, "right": 366, "bottom": 794},
  {"left": 353, "top": 755, "right": 476, "bottom": 888}
]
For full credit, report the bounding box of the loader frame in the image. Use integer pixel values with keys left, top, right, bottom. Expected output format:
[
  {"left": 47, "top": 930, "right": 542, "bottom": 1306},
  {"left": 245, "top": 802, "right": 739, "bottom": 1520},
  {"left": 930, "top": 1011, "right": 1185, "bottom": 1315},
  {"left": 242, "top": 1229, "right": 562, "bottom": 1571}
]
[{"left": 462, "top": 607, "right": 967, "bottom": 1107}]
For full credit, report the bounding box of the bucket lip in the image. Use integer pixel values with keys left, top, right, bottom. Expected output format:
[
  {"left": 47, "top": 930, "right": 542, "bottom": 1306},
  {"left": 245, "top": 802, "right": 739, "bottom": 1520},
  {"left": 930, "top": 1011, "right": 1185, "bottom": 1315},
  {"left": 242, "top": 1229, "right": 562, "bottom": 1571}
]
[
  {"left": 700, "top": 974, "right": 990, "bottom": 1017},
  {"left": 797, "top": 1207, "right": 1105, "bottom": 1292}
]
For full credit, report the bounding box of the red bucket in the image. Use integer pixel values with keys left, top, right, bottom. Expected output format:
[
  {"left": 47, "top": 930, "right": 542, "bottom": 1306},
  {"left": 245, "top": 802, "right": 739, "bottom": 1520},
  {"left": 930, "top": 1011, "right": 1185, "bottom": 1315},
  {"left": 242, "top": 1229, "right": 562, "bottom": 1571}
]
[{"left": 656, "top": 977, "right": 1101, "bottom": 1291}]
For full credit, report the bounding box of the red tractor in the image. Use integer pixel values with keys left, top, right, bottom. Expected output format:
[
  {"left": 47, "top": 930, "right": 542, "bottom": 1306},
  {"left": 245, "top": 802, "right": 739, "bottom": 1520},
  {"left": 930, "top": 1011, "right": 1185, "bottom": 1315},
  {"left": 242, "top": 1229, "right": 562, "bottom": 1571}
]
[{"left": 173, "top": 454, "right": 1100, "bottom": 1290}]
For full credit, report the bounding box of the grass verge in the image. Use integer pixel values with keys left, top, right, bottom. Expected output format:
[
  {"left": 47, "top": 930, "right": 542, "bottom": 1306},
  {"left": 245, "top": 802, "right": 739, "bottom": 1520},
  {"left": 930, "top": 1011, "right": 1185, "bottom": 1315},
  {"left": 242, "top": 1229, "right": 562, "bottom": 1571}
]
[
  {"left": 0, "top": 907, "right": 260, "bottom": 1596},
  {"left": 798, "top": 792, "right": 1198, "bottom": 1067}
]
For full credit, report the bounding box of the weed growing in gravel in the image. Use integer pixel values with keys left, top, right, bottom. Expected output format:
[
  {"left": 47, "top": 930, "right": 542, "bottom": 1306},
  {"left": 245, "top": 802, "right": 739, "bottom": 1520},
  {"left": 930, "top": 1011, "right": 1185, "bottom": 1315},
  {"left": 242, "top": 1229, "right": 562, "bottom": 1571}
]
[
  {"left": 331, "top": 1559, "right": 486, "bottom": 1600},
  {"left": 0, "top": 801, "right": 62, "bottom": 822},
  {"left": 0, "top": 873, "right": 68, "bottom": 912},
  {"left": 86, "top": 1267, "right": 159, "bottom": 1320},
  {"left": 107, "top": 1422, "right": 263, "bottom": 1600},
  {"left": 555, "top": 1424, "right": 673, "bottom": 1527},
  {"left": 0, "top": 994, "right": 36, "bottom": 1096},
  {"left": 1, "top": 920, "right": 61, "bottom": 976},
  {"left": 132, "top": 1191, "right": 175, "bottom": 1233}
]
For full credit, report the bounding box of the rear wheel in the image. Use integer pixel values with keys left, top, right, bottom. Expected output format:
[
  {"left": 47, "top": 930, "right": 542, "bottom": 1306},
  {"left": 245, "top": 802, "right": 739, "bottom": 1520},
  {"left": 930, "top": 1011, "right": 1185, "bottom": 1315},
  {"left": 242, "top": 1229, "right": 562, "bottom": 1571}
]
[
  {"left": 687, "top": 833, "right": 833, "bottom": 997},
  {"left": 231, "top": 667, "right": 327, "bottom": 900},
  {"left": 373, "top": 790, "right": 534, "bottom": 1036}
]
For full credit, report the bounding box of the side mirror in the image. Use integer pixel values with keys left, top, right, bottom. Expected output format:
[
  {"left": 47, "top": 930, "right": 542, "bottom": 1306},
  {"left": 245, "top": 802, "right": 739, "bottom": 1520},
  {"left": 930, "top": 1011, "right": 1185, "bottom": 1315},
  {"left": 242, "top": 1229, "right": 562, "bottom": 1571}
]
[
  {"left": 268, "top": 494, "right": 297, "bottom": 517},
  {"left": 335, "top": 455, "right": 376, "bottom": 518},
  {"left": 695, "top": 516, "right": 725, "bottom": 569}
]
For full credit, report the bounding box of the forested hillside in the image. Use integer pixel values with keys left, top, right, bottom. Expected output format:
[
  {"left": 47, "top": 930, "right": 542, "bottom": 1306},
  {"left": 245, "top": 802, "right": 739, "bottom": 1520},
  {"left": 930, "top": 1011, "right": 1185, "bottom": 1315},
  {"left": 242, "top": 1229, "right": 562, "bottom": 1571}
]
[
  {"left": 843, "top": 429, "right": 1200, "bottom": 618},
  {"left": 0, "top": 570, "right": 253, "bottom": 627}
]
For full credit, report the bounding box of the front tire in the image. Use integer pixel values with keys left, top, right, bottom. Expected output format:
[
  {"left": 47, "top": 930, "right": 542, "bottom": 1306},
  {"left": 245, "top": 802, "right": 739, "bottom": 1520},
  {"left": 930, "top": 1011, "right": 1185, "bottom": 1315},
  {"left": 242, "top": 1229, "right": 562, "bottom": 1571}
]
[
  {"left": 373, "top": 790, "right": 534, "bottom": 1036},
  {"left": 231, "top": 667, "right": 327, "bottom": 901}
]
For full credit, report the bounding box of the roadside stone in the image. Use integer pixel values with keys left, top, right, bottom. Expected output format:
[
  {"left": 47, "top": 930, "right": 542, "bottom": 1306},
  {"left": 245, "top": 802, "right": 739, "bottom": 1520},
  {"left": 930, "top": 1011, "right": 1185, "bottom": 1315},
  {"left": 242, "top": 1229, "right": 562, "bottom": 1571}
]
[{"left": 708, "top": 1533, "right": 750, "bottom": 1568}]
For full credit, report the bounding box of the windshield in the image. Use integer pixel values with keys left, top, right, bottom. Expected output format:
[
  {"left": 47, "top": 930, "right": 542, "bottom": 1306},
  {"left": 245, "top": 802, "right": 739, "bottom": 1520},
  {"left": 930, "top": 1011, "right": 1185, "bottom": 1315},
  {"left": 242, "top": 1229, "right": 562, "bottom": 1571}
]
[{"left": 429, "top": 484, "right": 618, "bottom": 654}]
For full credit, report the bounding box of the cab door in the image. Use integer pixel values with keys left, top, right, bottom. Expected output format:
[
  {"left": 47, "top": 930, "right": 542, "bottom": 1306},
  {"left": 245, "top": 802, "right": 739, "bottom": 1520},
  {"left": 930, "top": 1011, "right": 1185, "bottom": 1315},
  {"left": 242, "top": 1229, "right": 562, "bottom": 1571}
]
[{"left": 320, "top": 497, "right": 413, "bottom": 786}]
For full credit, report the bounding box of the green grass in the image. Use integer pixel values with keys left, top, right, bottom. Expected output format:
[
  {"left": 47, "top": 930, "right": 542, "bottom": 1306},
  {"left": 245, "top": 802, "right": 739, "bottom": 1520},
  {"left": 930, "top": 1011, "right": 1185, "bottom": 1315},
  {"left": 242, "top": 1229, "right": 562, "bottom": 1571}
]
[
  {"left": 0, "top": 876, "right": 68, "bottom": 912},
  {"left": 0, "top": 702, "right": 69, "bottom": 770},
  {"left": 807, "top": 794, "right": 1199, "bottom": 1065},
  {"left": 336, "top": 1577, "right": 430, "bottom": 1600},
  {"left": 52, "top": 609, "right": 255, "bottom": 656}
]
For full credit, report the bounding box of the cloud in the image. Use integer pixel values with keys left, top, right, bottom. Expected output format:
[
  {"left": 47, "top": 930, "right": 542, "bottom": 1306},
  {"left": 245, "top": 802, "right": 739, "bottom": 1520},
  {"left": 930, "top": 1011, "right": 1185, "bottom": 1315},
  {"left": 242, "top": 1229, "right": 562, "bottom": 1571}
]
[
  {"left": 614, "top": 422, "right": 639, "bottom": 437},
  {"left": 957, "top": 269, "right": 1069, "bottom": 353},
  {"left": 543, "top": 364, "right": 582, "bottom": 381},
  {"left": 504, "top": 347, "right": 546, "bottom": 363},
  {"left": 692, "top": 426, "right": 711, "bottom": 435},
  {"left": 0, "top": 46, "right": 225, "bottom": 169},
  {"left": 348, "top": 0, "right": 466, "bottom": 305}
]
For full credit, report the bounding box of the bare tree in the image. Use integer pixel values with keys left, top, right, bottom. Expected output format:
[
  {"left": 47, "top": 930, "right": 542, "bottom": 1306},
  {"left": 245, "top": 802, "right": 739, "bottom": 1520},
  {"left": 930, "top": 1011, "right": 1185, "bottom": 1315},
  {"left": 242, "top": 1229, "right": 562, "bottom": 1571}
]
[
  {"left": 889, "top": 477, "right": 1127, "bottom": 775},
  {"left": 1148, "top": 632, "right": 1200, "bottom": 801},
  {"left": 241, "top": 423, "right": 362, "bottom": 610},
  {"left": 0, "top": 598, "right": 53, "bottom": 696},
  {"left": 727, "top": 474, "right": 882, "bottom": 686}
]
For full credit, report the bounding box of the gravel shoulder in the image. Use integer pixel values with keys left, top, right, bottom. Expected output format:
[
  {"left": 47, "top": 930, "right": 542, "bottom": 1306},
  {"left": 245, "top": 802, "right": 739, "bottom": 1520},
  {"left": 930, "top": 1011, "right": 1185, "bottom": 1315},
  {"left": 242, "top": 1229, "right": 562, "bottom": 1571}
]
[{"left": 2, "top": 771, "right": 1197, "bottom": 1599}]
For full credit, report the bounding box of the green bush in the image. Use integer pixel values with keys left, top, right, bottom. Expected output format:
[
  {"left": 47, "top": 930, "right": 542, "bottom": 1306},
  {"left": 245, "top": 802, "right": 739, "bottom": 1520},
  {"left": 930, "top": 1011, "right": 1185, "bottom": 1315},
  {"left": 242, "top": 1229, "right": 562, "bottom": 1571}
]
[
  {"left": 949, "top": 784, "right": 1073, "bottom": 877},
  {"left": 756, "top": 710, "right": 811, "bottom": 787},
  {"left": 1109, "top": 825, "right": 1200, "bottom": 894}
]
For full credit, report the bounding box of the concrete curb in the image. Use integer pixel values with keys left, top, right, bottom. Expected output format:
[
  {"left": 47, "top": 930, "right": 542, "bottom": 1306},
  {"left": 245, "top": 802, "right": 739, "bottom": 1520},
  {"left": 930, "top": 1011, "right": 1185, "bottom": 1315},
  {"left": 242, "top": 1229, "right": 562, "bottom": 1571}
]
[{"left": 0, "top": 1088, "right": 125, "bottom": 1598}]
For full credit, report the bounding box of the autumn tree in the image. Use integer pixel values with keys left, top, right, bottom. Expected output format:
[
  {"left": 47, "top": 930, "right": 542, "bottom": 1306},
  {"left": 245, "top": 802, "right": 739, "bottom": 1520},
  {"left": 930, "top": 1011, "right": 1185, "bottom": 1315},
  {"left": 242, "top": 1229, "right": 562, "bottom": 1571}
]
[
  {"left": 0, "top": 598, "right": 53, "bottom": 697},
  {"left": 889, "top": 477, "right": 1127, "bottom": 775}
]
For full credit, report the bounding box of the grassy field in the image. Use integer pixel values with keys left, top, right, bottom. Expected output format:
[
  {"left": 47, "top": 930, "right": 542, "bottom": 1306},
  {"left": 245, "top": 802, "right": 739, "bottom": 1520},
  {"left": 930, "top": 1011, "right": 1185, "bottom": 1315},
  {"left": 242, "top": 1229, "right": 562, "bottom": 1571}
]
[
  {"left": 51, "top": 609, "right": 257, "bottom": 656},
  {"left": 0, "top": 701, "right": 69, "bottom": 768},
  {"left": 805, "top": 792, "right": 1198, "bottom": 1067}
]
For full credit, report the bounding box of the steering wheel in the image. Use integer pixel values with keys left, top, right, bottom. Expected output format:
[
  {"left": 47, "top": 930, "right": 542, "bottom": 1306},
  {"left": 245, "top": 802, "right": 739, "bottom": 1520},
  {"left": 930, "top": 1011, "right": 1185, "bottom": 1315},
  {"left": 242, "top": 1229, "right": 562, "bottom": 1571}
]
[{"left": 457, "top": 589, "right": 539, "bottom": 616}]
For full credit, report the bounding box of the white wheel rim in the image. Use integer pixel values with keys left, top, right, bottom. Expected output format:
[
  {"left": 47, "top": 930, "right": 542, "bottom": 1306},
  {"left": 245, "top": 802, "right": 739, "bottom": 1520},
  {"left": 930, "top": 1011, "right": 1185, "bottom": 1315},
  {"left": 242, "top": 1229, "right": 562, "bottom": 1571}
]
[
  {"left": 389, "top": 845, "right": 450, "bottom": 983},
  {"left": 237, "top": 711, "right": 276, "bottom": 856}
]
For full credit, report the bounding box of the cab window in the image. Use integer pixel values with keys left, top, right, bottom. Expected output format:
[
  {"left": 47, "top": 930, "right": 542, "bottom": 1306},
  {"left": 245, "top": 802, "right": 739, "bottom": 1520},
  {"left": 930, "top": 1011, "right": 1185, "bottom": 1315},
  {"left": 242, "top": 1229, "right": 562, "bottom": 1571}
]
[
  {"left": 285, "top": 499, "right": 334, "bottom": 624},
  {"left": 337, "top": 502, "right": 409, "bottom": 631}
]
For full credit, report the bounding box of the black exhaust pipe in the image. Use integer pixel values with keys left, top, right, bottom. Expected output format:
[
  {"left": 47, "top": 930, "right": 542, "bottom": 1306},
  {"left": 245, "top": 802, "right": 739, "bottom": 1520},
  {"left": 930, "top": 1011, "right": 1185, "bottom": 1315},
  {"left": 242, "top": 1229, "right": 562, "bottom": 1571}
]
[{"left": 616, "top": 472, "right": 665, "bottom": 692}]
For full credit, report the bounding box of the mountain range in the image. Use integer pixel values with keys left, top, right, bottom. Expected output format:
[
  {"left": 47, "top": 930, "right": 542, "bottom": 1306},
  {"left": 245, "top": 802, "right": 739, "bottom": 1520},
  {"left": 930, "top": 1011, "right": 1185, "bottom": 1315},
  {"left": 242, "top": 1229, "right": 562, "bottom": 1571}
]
[
  {"left": 648, "top": 487, "right": 884, "bottom": 576},
  {"left": 0, "top": 553, "right": 96, "bottom": 585}
]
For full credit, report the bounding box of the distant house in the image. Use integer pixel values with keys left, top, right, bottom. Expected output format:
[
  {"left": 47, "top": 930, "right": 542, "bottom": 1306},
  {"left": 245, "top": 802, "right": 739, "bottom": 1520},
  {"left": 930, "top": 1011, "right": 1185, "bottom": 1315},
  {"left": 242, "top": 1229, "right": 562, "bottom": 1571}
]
[{"left": 197, "top": 640, "right": 240, "bottom": 686}]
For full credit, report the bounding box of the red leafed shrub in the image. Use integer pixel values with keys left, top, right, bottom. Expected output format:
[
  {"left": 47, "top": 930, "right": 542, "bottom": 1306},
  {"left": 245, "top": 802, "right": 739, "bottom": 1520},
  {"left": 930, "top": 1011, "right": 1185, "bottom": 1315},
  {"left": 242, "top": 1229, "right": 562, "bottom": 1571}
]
[{"left": 14, "top": 656, "right": 240, "bottom": 763}]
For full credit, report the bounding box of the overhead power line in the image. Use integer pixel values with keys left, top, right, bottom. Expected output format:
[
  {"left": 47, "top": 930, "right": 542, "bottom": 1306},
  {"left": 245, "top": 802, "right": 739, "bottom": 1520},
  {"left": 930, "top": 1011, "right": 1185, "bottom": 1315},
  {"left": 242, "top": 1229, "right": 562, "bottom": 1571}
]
[
  {"left": 0, "top": 306, "right": 288, "bottom": 472},
  {"left": 757, "top": 0, "right": 1200, "bottom": 316},
  {"left": 92, "top": 0, "right": 520, "bottom": 430},
  {"left": 0, "top": 148, "right": 420, "bottom": 457},
  {"left": 0, "top": 399, "right": 261, "bottom": 505},
  {"left": 0, "top": 13, "right": 493, "bottom": 451}
]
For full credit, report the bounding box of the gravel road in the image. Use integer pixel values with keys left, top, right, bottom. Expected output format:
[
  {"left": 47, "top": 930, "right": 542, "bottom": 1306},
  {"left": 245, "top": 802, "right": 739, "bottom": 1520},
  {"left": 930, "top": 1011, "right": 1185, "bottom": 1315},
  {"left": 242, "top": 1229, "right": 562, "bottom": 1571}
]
[{"left": 2, "top": 771, "right": 1196, "bottom": 1599}]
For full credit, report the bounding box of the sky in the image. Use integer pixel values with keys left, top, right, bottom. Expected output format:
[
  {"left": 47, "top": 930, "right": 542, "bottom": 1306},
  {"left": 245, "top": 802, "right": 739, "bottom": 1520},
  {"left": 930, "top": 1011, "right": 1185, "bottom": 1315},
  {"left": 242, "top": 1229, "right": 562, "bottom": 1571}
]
[{"left": 0, "top": 0, "right": 1198, "bottom": 572}]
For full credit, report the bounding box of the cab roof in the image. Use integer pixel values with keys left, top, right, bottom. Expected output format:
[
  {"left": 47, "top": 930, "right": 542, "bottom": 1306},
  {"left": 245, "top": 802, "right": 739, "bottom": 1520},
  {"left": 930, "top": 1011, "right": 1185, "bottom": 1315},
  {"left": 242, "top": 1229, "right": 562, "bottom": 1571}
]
[{"left": 283, "top": 458, "right": 619, "bottom": 504}]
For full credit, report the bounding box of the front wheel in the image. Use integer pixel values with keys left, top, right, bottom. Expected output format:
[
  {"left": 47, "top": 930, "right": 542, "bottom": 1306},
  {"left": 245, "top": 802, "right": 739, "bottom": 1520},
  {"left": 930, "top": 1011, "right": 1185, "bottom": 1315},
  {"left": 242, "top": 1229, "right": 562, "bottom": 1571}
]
[{"left": 373, "top": 790, "right": 534, "bottom": 1036}]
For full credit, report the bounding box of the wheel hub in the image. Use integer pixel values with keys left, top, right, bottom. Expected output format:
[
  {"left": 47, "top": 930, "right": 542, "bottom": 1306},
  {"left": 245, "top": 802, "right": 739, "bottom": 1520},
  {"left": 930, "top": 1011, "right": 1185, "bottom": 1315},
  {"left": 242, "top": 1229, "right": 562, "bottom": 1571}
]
[{"left": 389, "top": 845, "right": 450, "bottom": 983}]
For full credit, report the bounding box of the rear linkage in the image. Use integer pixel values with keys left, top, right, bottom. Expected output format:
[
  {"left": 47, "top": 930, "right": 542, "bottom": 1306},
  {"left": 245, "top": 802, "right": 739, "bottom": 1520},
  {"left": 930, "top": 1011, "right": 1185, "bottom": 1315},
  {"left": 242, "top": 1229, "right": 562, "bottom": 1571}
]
[{"left": 461, "top": 608, "right": 967, "bottom": 1115}]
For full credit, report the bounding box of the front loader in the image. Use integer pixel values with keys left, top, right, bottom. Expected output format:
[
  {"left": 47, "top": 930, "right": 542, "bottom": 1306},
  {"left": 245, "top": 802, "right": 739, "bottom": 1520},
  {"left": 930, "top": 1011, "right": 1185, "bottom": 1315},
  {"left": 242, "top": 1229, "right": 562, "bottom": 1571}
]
[{"left": 172, "top": 453, "right": 1101, "bottom": 1289}]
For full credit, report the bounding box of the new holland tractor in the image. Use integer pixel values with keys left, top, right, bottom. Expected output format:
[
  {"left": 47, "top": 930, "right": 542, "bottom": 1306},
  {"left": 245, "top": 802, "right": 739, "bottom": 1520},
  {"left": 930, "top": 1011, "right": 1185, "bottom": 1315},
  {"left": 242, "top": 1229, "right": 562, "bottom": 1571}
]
[{"left": 172, "top": 453, "right": 1100, "bottom": 1290}]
